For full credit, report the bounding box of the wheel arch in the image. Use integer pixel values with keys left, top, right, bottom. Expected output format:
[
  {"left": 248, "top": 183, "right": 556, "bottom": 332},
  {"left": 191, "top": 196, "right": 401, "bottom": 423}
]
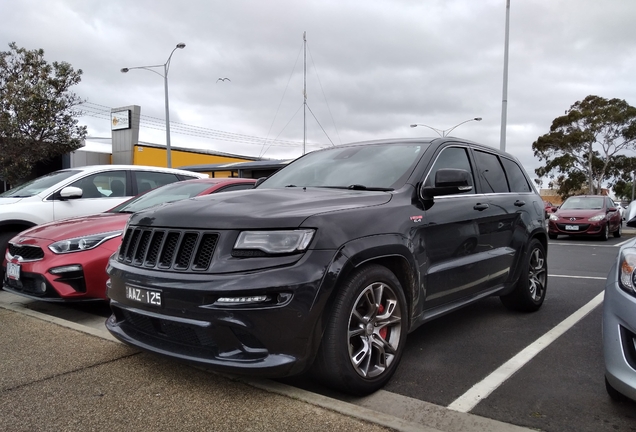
[
  {"left": 0, "top": 219, "right": 37, "bottom": 234},
  {"left": 322, "top": 235, "right": 418, "bottom": 330}
]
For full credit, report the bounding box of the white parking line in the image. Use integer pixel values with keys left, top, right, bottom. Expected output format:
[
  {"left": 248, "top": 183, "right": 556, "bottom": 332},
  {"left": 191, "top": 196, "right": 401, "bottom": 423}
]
[
  {"left": 615, "top": 238, "right": 633, "bottom": 247},
  {"left": 548, "top": 242, "right": 618, "bottom": 248},
  {"left": 447, "top": 291, "right": 605, "bottom": 413}
]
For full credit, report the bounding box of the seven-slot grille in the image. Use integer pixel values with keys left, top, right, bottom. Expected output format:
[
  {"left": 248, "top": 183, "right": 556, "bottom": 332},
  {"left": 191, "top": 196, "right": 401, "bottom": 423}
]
[
  {"left": 8, "top": 243, "right": 44, "bottom": 261},
  {"left": 118, "top": 227, "right": 218, "bottom": 271}
]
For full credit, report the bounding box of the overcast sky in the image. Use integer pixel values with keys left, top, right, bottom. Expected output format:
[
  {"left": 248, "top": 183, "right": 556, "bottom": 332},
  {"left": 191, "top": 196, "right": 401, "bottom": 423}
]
[{"left": 3, "top": 0, "right": 636, "bottom": 182}]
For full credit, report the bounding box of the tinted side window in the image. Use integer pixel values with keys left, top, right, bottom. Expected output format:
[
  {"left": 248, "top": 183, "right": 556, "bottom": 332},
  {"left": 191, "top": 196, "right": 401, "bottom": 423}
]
[
  {"left": 424, "top": 147, "right": 475, "bottom": 194},
  {"left": 216, "top": 184, "right": 255, "bottom": 193},
  {"left": 473, "top": 150, "right": 508, "bottom": 193},
  {"left": 501, "top": 157, "right": 531, "bottom": 193},
  {"left": 134, "top": 171, "right": 180, "bottom": 194}
]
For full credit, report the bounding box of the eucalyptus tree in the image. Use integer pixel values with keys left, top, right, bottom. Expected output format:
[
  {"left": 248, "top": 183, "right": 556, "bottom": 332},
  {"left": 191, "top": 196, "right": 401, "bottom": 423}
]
[{"left": 0, "top": 42, "right": 86, "bottom": 185}]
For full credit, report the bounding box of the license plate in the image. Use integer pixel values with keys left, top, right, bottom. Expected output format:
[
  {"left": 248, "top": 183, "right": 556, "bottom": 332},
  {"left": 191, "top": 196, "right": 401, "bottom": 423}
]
[
  {"left": 565, "top": 225, "right": 579, "bottom": 231},
  {"left": 125, "top": 285, "right": 162, "bottom": 307},
  {"left": 6, "top": 262, "right": 20, "bottom": 280}
]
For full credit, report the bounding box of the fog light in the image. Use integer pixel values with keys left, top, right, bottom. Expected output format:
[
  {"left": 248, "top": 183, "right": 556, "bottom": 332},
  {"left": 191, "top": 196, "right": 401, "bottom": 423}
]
[
  {"left": 36, "top": 281, "right": 47, "bottom": 294},
  {"left": 216, "top": 295, "right": 269, "bottom": 305},
  {"left": 49, "top": 265, "right": 82, "bottom": 274}
]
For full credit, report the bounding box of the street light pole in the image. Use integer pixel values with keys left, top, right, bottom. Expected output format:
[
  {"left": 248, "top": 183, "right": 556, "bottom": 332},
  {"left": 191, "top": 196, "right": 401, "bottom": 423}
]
[
  {"left": 500, "top": 0, "right": 511, "bottom": 152},
  {"left": 410, "top": 117, "right": 482, "bottom": 137},
  {"left": 121, "top": 43, "right": 186, "bottom": 168}
]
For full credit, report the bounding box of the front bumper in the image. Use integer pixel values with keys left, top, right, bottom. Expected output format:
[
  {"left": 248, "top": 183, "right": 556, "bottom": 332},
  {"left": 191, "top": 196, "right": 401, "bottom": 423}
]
[
  {"left": 548, "top": 220, "right": 604, "bottom": 236},
  {"left": 105, "top": 248, "right": 340, "bottom": 377},
  {"left": 603, "top": 264, "right": 636, "bottom": 402},
  {"left": 2, "top": 238, "right": 118, "bottom": 302}
]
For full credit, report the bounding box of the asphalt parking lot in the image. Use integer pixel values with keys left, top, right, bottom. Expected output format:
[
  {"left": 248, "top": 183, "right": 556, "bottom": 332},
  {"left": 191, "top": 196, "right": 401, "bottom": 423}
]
[{"left": 2, "top": 233, "right": 636, "bottom": 431}]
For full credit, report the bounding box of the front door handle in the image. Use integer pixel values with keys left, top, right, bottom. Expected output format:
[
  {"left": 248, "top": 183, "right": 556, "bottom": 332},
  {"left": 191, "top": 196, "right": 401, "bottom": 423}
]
[
  {"left": 474, "top": 203, "right": 489, "bottom": 211},
  {"left": 514, "top": 200, "right": 526, "bottom": 207}
]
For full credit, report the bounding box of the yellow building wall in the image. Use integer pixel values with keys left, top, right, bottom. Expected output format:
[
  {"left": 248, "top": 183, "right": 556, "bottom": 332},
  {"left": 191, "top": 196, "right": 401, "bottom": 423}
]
[{"left": 132, "top": 145, "right": 253, "bottom": 177}]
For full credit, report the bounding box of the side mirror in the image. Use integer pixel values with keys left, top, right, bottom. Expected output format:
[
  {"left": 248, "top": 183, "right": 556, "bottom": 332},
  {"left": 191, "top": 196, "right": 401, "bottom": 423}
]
[
  {"left": 608, "top": 207, "right": 617, "bottom": 213},
  {"left": 420, "top": 168, "right": 473, "bottom": 200},
  {"left": 59, "top": 186, "right": 83, "bottom": 200},
  {"left": 253, "top": 177, "right": 267, "bottom": 188}
]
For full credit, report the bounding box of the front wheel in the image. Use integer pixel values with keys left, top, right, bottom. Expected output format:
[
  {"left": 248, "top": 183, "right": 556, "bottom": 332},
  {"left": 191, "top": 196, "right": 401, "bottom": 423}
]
[
  {"left": 500, "top": 238, "right": 547, "bottom": 312},
  {"left": 613, "top": 223, "right": 622, "bottom": 238},
  {"left": 311, "top": 264, "right": 408, "bottom": 395},
  {"left": 600, "top": 223, "right": 609, "bottom": 241}
]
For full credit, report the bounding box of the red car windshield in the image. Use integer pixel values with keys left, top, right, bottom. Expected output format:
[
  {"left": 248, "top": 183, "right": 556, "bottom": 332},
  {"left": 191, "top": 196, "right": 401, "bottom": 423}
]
[
  {"left": 560, "top": 197, "right": 604, "bottom": 210},
  {"left": 109, "top": 181, "right": 214, "bottom": 214}
]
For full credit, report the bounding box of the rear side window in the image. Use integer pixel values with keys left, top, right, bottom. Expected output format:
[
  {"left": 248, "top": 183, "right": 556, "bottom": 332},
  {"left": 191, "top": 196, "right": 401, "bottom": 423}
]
[
  {"left": 473, "top": 150, "right": 508, "bottom": 193},
  {"left": 134, "top": 171, "right": 180, "bottom": 194},
  {"left": 424, "top": 147, "right": 475, "bottom": 194},
  {"left": 501, "top": 157, "right": 531, "bottom": 193}
]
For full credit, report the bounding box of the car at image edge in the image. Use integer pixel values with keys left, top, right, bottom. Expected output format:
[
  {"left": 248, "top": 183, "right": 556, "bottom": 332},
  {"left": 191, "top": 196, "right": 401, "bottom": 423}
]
[
  {"left": 1, "top": 178, "right": 255, "bottom": 302},
  {"left": 104, "top": 137, "right": 548, "bottom": 395},
  {"left": 603, "top": 201, "right": 636, "bottom": 403}
]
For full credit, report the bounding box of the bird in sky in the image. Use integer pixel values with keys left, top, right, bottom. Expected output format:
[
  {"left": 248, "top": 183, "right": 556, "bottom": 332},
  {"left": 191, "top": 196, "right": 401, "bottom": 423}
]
[{"left": 216, "top": 78, "right": 231, "bottom": 83}]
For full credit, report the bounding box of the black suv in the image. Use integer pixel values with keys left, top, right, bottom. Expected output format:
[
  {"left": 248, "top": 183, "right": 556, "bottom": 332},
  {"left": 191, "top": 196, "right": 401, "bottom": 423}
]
[{"left": 106, "top": 138, "right": 548, "bottom": 395}]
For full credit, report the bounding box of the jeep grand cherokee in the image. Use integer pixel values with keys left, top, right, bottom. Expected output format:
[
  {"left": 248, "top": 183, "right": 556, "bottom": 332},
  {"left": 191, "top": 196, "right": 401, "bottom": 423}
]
[{"left": 105, "top": 138, "right": 548, "bottom": 395}]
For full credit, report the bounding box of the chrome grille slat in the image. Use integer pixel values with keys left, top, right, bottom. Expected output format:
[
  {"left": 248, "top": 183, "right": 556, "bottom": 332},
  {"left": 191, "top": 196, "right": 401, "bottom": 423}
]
[{"left": 117, "top": 228, "right": 218, "bottom": 272}]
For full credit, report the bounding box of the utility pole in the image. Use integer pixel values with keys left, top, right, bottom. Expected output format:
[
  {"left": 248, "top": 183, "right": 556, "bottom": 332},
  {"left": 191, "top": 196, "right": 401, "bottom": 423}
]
[
  {"left": 500, "top": 0, "right": 510, "bottom": 152},
  {"left": 303, "top": 31, "right": 307, "bottom": 155}
]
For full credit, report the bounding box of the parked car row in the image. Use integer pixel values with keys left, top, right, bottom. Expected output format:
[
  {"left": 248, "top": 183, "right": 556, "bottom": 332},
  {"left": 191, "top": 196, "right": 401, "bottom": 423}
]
[{"left": 2, "top": 146, "right": 635, "bottom": 402}]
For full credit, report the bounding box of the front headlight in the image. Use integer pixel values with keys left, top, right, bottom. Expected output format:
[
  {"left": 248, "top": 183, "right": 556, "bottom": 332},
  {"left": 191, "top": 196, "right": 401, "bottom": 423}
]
[
  {"left": 549, "top": 214, "right": 559, "bottom": 221},
  {"left": 234, "top": 229, "right": 315, "bottom": 254},
  {"left": 588, "top": 214, "right": 606, "bottom": 222},
  {"left": 618, "top": 248, "right": 636, "bottom": 296},
  {"left": 48, "top": 230, "right": 123, "bottom": 254}
]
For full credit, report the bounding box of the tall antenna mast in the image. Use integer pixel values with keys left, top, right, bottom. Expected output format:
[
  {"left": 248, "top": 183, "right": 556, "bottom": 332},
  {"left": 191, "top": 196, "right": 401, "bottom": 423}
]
[{"left": 303, "top": 31, "right": 307, "bottom": 155}]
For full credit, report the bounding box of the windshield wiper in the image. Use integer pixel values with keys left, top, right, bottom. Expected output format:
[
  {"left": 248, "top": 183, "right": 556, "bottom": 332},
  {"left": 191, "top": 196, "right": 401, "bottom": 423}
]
[{"left": 317, "top": 185, "right": 394, "bottom": 192}]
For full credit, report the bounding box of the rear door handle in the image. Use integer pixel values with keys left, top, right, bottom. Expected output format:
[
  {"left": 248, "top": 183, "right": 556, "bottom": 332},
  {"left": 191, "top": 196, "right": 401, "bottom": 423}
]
[
  {"left": 514, "top": 200, "right": 526, "bottom": 207},
  {"left": 474, "top": 203, "right": 489, "bottom": 211}
]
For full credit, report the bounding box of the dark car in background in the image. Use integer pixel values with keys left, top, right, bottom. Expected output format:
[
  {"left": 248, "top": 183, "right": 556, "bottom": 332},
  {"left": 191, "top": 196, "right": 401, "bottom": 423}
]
[
  {"left": 2, "top": 178, "right": 255, "bottom": 302},
  {"left": 105, "top": 138, "right": 548, "bottom": 395},
  {"left": 548, "top": 195, "right": 621, "bottom": 240}
]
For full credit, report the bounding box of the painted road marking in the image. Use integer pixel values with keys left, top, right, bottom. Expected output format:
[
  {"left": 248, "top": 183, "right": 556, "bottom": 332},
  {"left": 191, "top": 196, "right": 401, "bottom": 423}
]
[
  {"left": 447, "top": 291, "right": 605, "bottom": 413},
  {"left": 549, "top": 274, "right": 606, "bottom": 280}
]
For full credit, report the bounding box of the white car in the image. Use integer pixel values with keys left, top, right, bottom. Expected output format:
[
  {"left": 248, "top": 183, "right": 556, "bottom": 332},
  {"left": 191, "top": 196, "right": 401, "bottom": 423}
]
[
  {"left": 0, "top": 164, "right": 207, "bottom": 260},
  {"left": 614, "top": 201, "right": 625, "bottom": 221}
]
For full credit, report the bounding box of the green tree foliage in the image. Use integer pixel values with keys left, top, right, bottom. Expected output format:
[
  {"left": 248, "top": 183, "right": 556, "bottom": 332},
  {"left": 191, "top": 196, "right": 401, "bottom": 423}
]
[
  {"left": 533, "top": 95, "right": 636, "bottom": 199},
  {"left": 0, "top": 42, "right": 86, "bottom": 184}
]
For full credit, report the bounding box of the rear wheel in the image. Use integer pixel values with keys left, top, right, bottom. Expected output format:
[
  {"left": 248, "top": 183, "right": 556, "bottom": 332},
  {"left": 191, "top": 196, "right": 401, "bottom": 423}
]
[
  {"left": 312, "top": 264, "right": 408, "bottom": 395},
  {"left": 500, "top": 238, "right": 547, "bottom": 312}
]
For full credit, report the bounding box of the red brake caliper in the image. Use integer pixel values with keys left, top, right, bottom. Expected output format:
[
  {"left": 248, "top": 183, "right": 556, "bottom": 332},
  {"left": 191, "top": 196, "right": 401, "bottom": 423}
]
[{"left": 378, "top": 303, "right": 387, "bottom": 339}]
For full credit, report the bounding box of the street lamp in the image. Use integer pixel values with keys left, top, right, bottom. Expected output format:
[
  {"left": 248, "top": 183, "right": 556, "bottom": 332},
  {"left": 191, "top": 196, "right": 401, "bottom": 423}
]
[
  {"left": 410, "top": 117, "right": 482, "bottom": 137},
  {"left": 121, "top": 42, "right": 186, "bottom": 168}
]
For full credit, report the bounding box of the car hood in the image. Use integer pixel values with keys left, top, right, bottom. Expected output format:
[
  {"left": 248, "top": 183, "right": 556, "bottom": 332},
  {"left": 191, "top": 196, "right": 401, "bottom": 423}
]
[
  {"left": 17, "top": 213, "right": 130, "bottom": 242},
  {"left": 129, "top": 188, "right": 393, "bottom": 229},
  {"left": 556, "top": 209, "right": 606, "bottom": 219},
  {"left": 0, "top": 197, "right": 25, "bottom": 205}
]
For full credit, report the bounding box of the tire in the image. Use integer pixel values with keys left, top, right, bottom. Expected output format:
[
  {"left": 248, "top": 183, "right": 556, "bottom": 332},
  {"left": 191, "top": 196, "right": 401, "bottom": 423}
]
[
  {"left": 311, "top": 264, "right": 408, "bottom": 395},
  {"left": 613, "top": 223, "right": 622, "bottom": 238},
  {"left": 548, "top": 233, "right": 558, "bottom": 240},
  {"left": 605, "top": 377, "right": 628, "bottom": 403},
  {"left": 500, "top": 238, "right": 547, "bottom": 312},
  {"left": 600, "top": 223, "right": 609, "bottom": 241}
]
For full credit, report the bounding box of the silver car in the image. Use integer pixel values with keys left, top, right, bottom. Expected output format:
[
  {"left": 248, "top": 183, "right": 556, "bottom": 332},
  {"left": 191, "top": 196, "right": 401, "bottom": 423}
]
[{"left": 603, "top": 202, "right": 636, "bottom": 402}]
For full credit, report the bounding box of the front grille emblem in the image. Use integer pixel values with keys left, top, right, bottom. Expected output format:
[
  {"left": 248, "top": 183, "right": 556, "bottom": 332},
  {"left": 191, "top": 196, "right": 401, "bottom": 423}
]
[{"left": 570, "top": 217, "right": 576, "bottom": 221}]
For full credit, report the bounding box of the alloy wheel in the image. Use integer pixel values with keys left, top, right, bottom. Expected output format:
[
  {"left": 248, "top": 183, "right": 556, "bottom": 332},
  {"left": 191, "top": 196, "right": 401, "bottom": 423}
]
[
  {"left": 348, "top": 282, "right": 403, "bottom": 378},
  {"left": 528, "top": 247, "right": 547, "bottom": 301}
]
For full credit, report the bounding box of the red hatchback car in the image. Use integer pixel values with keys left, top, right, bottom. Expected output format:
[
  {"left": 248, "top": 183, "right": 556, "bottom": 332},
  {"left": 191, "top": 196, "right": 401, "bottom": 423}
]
[
  {"left": 548, "top": 195, "right": 622, "bottom": 240},
  {"left": 2, "top": 178, "right": 256, "bottom": 301}
]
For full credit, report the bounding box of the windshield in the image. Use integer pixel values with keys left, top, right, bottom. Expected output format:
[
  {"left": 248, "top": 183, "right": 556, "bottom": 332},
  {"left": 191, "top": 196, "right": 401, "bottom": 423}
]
[
  {"left": 260, "top": 143, "right": 427, "bottom": 190},
  {"left": 560, "top": 197, "right": 604, "bottom": 210},
  {"left": 0, "top": 170, "right": 80, "bottom": 198},
  {"left": 109, "top": 181, "right": 214, "bottom": 213}
]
